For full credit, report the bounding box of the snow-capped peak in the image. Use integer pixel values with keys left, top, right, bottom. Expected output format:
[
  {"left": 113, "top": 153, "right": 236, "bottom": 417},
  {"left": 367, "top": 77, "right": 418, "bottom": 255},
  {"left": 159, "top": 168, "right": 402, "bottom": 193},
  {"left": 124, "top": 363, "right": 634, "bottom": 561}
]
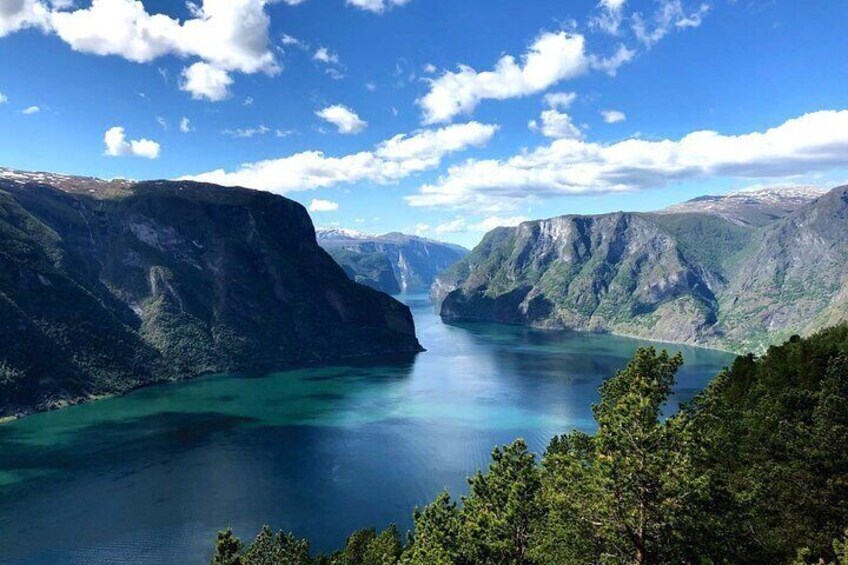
[{"left": 315, "top": 228, "right": 375, "bottom": 240}]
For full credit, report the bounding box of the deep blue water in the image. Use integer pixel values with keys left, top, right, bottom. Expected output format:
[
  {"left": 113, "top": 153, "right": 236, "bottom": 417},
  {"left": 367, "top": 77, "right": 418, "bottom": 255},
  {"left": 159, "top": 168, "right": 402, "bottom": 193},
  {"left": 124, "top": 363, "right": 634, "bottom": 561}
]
[{"left": 0, "top": 295, "right": 734, "bottom": 564}]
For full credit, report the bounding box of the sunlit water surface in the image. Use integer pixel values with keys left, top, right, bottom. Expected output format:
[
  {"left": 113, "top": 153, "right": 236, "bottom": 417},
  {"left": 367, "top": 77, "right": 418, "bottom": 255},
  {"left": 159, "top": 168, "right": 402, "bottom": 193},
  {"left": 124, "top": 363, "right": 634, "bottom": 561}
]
[{"left": 0, "top": 295, "right": 734, "bottom": 564}]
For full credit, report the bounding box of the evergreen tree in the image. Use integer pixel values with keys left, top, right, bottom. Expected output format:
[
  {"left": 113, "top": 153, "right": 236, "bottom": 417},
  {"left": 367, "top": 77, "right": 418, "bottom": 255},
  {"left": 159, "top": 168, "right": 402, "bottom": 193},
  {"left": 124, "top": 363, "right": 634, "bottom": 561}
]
[
  {"left": 211, "top": 528, "right": 244, "bottom": 565},
  {"left": 459, "top": 439, "right": 542, "bottom": 565},
  {"left": 535, "top": 348, "right": 705, "bottom": 564},
  {"left": 401, "top": 492, "right": 462, "bottom": 565}
]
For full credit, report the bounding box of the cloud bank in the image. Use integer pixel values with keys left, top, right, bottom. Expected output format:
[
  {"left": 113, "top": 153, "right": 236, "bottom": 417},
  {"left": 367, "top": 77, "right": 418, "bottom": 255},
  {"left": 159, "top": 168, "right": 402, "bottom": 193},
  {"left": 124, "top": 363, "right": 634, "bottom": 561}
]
[
  {"left": 407, "top": 110, "right": 848, "bottom": 210},
  {"left": 182, "top": 121, "right": 498, "bottom": 193}
]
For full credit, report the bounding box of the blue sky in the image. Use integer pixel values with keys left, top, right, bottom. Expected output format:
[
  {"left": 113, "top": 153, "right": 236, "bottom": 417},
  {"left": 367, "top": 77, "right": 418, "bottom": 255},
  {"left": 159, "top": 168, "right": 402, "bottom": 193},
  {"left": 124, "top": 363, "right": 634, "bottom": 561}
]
[{"left": 1, "top": 0, "right": 847, "bottom": 247}]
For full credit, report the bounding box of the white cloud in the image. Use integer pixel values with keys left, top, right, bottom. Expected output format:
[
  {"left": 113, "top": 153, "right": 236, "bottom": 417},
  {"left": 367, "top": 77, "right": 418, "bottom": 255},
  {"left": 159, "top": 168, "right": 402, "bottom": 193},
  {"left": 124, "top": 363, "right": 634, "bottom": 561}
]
[
  {"left": 313, "top": 46, "right": 339, "bottom": 65},
  {"left": 309, "top": 199, "right": 339, "bottom": 212},
  {"left": 180, "top": 116, "right": 192, "bottom": 133},
  {"left": 1, "top": 0, "right": 279, "bottom": 100},
  {"left": 470, "top": 216, "right": 529, "bottom": 232},
  {"left": 422, "top": 63, "right": 437, "bottom": 74},
  {"left": 0, "top": 92, "right": 8, "bottom": 104},
  {"left": 435, "top": 215, "right": 529, "bottom": 234},
  {"left": 281, "top": 33, "right": 305, "bottom": 48},
  {"left": 591, "top": 0, "right": 627, "bottom": 35},
  {"left": 418, "top": 31, "right": 588, "bottom": 124},
  {"left": 22, "top": 105, "right": 40, "bottom": 114},
  {"left": 316, "top": 104, "right": 367, "bottom": 135},
  {"left": 103, "top": 126, "right": 160, "bottom": 159},
  {"left": 633, "top": 0, "right": 710, "bottom": 47},
  {"left": 601, "top": 109, "right": 626, "bottom": 123},
  {"left": 544, "top": 91, "right": 577, "bottom": 110},
  {"left": 0, "top": 0, "right": 51, "bottom": 37},
  {"left": 180, "top": 62, "right": 233, "bottom": 101},
  {"left": 407, "top": 109, "right": 848, "bottom": 210},
  {"left": 589, "top": 44, "right": 636, "bottom": 76},
  {"left": 346, "top": 0, "right": 411, "bottom": 14},
  {"left": 222, "top": 124, "right": 271, "bottom": 138},
  {"left": 156, "top": 116, "right": 168, "bottom": 130},
  {"left": 529, "top": 109, "right": 582, "bottom": 139},
  {"left": 181, "top": 121, "right": 498, "bottom": 194},
  {"left": 434, "top": 218, "right": 465, "bottom": 235}
]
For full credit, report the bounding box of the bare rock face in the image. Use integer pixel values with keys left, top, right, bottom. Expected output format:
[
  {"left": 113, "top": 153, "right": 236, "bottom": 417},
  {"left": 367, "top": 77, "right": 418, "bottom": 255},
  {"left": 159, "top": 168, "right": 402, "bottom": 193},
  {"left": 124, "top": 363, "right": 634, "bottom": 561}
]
[
  {"left": 0, "top": 170, "right": 422, "bottom": 417},
  {"left": 434, "top": 186, "right": 848, "bottom": 353}
]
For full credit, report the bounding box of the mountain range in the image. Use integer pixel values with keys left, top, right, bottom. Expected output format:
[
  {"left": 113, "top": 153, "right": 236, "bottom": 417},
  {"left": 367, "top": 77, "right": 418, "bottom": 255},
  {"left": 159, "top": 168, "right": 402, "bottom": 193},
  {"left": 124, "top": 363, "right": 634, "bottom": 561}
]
[
  {"left": 317, "top": 229, "right": 468, "bottom": 294},
  {"left": 434, "top": 185, "right": 848, "bottom": 353},
  {"left": 0, "top": 168, "right": 422, "bottom": 417}
]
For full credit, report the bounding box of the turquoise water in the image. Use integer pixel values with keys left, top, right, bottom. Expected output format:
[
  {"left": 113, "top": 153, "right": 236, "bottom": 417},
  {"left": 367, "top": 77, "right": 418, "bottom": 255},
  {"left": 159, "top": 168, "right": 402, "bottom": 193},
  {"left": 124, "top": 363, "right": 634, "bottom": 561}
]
[{"left": 0, "top": 295, "right": 734, "bottom": 564}]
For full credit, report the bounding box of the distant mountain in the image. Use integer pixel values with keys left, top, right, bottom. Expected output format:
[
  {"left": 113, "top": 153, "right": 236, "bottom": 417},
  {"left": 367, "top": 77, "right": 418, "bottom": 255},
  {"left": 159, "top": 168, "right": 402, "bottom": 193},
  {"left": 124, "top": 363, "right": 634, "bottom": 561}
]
[
  {"left": 434, "top": 185, "right": 847, "bottom": 353},
  {"left": 661, "top": 185, "right": 827, "bottom": 226},
  {"left": 0, "top": 168, "right": 422, "bottom": 417},
  {"left": 317, "top": 229, "right": 468, "bottom": 294}
]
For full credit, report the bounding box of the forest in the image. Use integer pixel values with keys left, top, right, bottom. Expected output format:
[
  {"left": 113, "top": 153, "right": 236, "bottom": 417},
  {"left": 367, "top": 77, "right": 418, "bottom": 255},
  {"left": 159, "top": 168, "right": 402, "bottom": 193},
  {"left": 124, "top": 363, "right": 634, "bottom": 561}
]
[{"left": 211, "top": 325, "right": 848, "bottom": 564}]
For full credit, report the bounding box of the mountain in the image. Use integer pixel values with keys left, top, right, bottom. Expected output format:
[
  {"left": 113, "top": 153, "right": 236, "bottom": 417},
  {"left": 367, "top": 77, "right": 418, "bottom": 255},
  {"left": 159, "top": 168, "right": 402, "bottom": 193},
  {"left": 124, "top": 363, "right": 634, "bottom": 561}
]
[
  {"left": 317, "top": 229, "right": 468, "bottom": 294},
  {"left": 434, "top": 185, "right": 847, "bottom": 353},
  {"left": 660, "top": 185, "right": 827, "bottom": 226},
  {"left": 0, "top": 168, "right": 422, "bottom": 417}
]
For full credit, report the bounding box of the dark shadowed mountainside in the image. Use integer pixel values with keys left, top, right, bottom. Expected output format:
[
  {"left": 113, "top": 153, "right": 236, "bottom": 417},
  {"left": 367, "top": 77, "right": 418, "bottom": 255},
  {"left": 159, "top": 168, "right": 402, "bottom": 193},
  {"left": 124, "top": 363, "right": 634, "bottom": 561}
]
[{"left": 0, "top": 168, "right": 422, "bottom": 417}]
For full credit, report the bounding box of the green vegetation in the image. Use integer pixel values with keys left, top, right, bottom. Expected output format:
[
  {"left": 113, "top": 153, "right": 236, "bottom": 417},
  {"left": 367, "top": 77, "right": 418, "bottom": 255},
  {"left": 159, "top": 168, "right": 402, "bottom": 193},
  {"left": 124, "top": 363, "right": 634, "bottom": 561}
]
[
  {"left": 0, "top": 180, "right": 421, "bottom": 417},
  {"left": 437, "top": 187, "right": 848, "bottom": 353},
  {"left": 213, "top": 325, "right": 848, "bottom": 564}
]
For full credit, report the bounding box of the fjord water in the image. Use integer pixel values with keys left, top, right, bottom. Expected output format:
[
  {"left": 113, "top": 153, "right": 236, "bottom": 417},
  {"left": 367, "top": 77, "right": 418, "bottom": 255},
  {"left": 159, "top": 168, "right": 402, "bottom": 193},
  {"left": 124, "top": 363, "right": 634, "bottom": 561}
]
[{"left": 0, "top": 295, "right": 733, "bottom": 564}]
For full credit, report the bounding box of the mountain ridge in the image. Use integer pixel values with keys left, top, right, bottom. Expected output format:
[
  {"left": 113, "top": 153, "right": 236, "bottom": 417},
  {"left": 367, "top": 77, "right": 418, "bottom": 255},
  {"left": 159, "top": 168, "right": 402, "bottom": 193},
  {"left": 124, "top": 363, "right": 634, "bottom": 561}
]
[
  {"left": 434, "top": 184, "right": 848, "bottom": 352},
  {"left": 317, "top": 229, "right": 468, "bottom": 294}
]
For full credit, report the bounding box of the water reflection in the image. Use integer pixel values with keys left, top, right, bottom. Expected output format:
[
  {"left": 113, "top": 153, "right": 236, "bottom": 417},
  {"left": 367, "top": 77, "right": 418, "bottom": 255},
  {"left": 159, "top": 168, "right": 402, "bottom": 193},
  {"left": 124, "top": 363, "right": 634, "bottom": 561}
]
[{"left": 0, "top": 294, "right": 734, "bottom": 564}]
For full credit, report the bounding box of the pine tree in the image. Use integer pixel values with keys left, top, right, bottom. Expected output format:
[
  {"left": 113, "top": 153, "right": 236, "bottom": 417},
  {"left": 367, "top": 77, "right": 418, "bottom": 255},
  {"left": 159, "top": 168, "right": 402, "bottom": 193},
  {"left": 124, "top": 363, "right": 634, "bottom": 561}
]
[
  {"left": 459, "top": 439, "right": 542, "bottom": 565},
  {"left": 211, "top": 528, "right": 244, "bottom": 565}
]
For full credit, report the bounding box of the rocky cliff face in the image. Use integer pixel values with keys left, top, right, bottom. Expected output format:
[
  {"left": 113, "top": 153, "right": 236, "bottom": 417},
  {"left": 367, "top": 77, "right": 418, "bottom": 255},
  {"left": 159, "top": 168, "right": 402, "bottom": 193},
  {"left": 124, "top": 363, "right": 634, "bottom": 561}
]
[
  {"left": 0, "top": 171, "right": 421, "bottom": 417},
  {"left": 435, "top": 186, "right": 848, "bottom": 352},
  {"left": 317, "top": 230, "right": 468, "bottom": 294}
]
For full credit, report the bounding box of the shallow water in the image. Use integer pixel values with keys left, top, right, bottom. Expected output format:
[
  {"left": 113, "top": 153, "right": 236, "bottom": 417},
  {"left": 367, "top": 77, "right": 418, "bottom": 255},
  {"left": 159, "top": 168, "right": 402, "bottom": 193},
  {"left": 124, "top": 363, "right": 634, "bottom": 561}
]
[{"left": 0, "top": 294, "right": 734, "bottom": 564}]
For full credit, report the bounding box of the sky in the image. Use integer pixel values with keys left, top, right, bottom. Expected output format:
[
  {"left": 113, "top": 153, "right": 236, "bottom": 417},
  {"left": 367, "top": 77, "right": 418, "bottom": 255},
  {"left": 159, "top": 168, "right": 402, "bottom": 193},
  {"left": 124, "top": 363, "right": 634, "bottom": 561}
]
[{"left": 1, "top": 0, "right": 847, "bottom": 248}]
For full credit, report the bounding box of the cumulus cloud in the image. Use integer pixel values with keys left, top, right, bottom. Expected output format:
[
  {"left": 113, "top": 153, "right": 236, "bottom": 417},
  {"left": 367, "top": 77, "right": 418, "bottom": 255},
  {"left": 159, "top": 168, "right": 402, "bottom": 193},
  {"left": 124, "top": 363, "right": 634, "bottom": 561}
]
[
  {"left": 407, "top": 110, "right": 848, "bottom": 210},
  {"left": 103, "top": 126, "right": 160, "bottom": 159},
  {"left": 346, "top": 0, "right": 411, "bottom": 13},
  {"left": 529, "top": 91, "right": 581, "bottom": 139},
  {"left": 181, "top": 121, "right": 498, "bottom": 193},
  {"left": 180, "top": 116, "right": 193, "bottom": 133},
  {"left": 529, "top": 109, "right": 583, "bottom": 139},
  {"left": 316, "top": 104, "right": 367, "bottom": 134},
  {"left": 418, "top": 31, "right": 588, "bottom": 124},
  {"left": 180, "top": 61, "right": 234, "bottom": 101},
  {"left": 0, "top": 0, "right": 50, "bottom": 37},
  {"left": 0, "top": 91, "right": 6, "bottom": 104},
  {"left": 1, "top": 0, "right": 279, "bottom": 100},
  {"left": 544, "top": 91, "right": 577, "bottom": 110},
  {"left": 22, "top": 105, "right": 40, "bottom": 114},
  {"left": 309, "top": 199, "right": 339, "bottom": 212},
  {"left": 601, "top": 109, "right": 626, "bottom": 123}
]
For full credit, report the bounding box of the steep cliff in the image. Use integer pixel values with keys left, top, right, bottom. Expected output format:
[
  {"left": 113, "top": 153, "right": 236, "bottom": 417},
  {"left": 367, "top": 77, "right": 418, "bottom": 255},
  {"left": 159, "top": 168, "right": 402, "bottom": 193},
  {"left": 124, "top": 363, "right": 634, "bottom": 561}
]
[
  {"left": 435, "top": 186, "right": 847, "bottom": 352},
  {"left": 0, "top": 170, "right": 422, "bottom": 417}
]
